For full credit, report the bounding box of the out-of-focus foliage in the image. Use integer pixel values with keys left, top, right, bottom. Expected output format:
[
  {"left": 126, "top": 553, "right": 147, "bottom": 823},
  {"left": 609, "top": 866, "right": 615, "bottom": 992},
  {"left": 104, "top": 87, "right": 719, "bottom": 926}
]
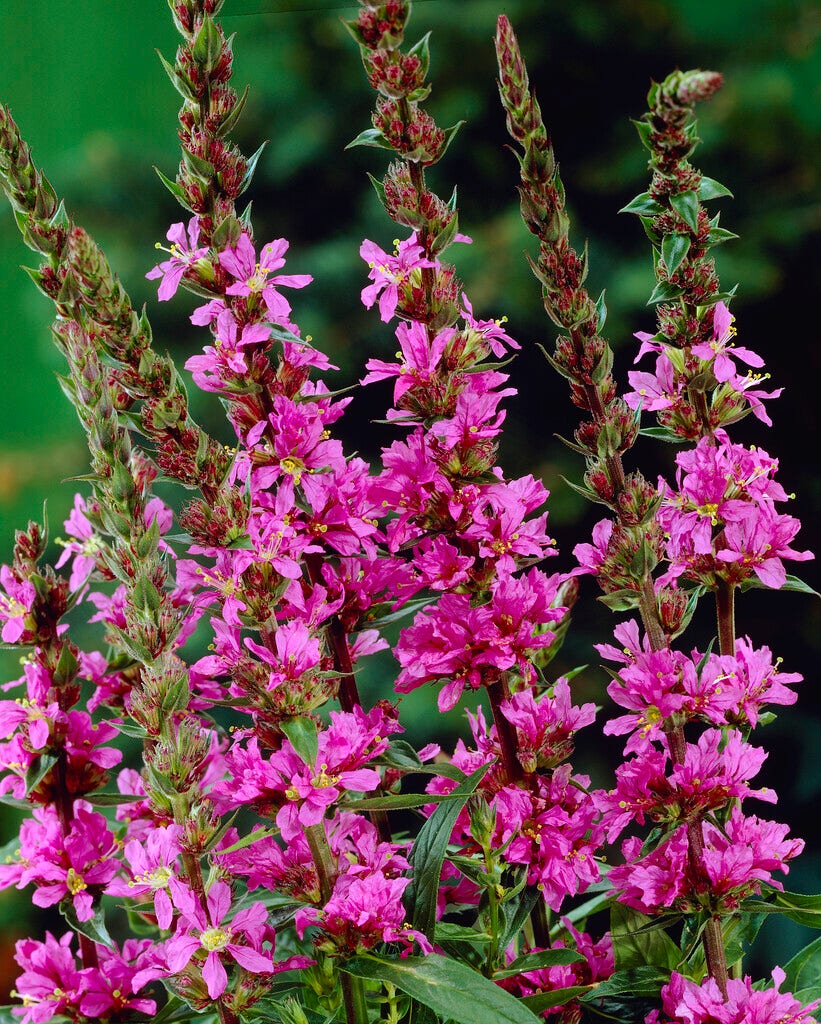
[{"left": 0, "top": 0, "right": 818, "bottom": 985}]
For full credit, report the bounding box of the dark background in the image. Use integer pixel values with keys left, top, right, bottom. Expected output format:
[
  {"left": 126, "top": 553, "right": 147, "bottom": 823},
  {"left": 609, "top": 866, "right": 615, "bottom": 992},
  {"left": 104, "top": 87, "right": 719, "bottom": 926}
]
[{"left": 0, "top": 0, "right": 818, "bottom": 994}]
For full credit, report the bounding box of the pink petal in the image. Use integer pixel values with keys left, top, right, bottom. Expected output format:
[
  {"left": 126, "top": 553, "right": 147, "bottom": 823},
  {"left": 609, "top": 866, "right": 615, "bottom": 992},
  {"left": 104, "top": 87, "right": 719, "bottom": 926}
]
[
  {"left": 202, "top": 950, "right": 228, "bottom": 999},
  {"left": 227, "top": 944, "right": 272, "bottom": 973}
]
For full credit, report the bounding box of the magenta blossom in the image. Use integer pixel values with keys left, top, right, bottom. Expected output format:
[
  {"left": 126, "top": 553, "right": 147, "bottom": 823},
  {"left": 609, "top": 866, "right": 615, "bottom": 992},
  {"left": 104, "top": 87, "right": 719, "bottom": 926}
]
[
  {"left": 10, "top": 931, "right": 84, "bottom": 1024},
  {"left": 108, "top": 825, "right": 184, "bottom": 930},
  {"left": 0, "top": 565, "right": 36, "bottom": 644},
  {"left": 691, "top": 302, "right": 764, "bottom": 383},
  {"left": 165, "top": 880, "right": 273, "bottom": 999},
  {"left": 647, "top": 966, "right": 819, "bottom": 1024},
  {"left": 146, "top": 216, "right": 209, "bottom": 301},
  {"left": 219, "top": 233, "right": 311, "bottom": 330},
  {"left": 360, "top": 233, "right": 437, "bottom": 321},
  {"left": 295, "top": 869, "right": 433, "bottom": 955}
]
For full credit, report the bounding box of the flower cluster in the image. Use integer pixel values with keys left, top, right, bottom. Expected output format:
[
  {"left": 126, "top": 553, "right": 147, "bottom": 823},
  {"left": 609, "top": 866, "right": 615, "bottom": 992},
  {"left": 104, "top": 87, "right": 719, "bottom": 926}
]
[{"left": 0, "top": 3, "right": 815, "bottom": 1024}]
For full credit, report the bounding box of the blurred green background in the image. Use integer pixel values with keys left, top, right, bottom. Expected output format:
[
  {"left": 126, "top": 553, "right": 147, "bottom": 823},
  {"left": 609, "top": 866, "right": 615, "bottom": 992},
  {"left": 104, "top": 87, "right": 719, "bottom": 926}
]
[{"left": 0, "top": 0, "right": 818, "bottom": 996}]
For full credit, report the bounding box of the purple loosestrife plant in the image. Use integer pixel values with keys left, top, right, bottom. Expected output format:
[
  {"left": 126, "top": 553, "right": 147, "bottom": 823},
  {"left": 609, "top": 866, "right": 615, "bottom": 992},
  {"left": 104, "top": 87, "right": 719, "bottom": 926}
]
[{"left": 0, "top": 2, "right": 815, "bottom": 1024}]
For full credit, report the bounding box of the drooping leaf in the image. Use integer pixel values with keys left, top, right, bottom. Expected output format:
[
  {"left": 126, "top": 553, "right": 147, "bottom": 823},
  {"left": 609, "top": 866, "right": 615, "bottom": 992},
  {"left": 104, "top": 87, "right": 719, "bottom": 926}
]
[
  {"left": 340, "top": 953, "right": 542, "bottom": 1024},
  {"left": 495, "top": 948, "right": 585, "bottom": 979},
  {"left": 783, "top": 934, "right": 821, "bottom": 993},
  {"left": 697, "top": 176, "right": 733, "bottom": 201},
  {"left": 611, "top": 903, "right": 682, "bottom": 972},
  {"left": 619, "top": 191, "right": 663, "bottom": 216},
  {"left": 406, "top": 763, "right": 490, "bottom": 941}
]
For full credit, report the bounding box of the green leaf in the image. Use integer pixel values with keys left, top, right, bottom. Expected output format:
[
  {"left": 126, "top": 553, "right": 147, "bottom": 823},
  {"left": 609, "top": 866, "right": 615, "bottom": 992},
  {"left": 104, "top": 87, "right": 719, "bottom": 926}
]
[
  {"left": 706, "top": 226, "right": 739, "bottom": 246},
  {"left": 631, "top": 118, "right": 654, "bottom": 151},
  {"left": 560, "top": 475, "right": 612, "bottom": 509},
  {"left": 85, "top": 791, "right": 145, "bottom": 807},
  {"left": 406, "top": 763, "right": 490, "bottom": 942},
  {"left": 280, "top": 716, "right": 318, "bottom": 767},
  {"left": 181, "top": 147, "right": 215, "bottom": 181},
  {"left": 521, "top": 986, "right": 592, "bottom": 1012},
  {"left": 192, "top": 15, "right": 222, "bottom": 71},
  {"left": 215, "top": 827, "right": 276, "bottom": 857},
  {"left": 783, "top": 934, "right": 821, "bottom": 993},
  {"left": 647, "top": 278, "right": 683, "bottom": 305},
  {"left": 495, "top": 948, "right": 585, "bottom": 979},
  {"left": 669, "top": 190, "right": 700, "bottom": 232},
  {"left": 216, "top": 83, "right": 250, "bottom": 138},
  {"left": 156, "top": 48, "right": 199, "bottom": 102},
  {"left": 638, "top": 426, "right": 687, "bottom": 444},
  {"left": 594, "top": 289, "right": 607, "bottom": 332},
  {"left": 59, "top": 897, "right": 114, "bottom": 947},
  {"left": 367, "top": 171, "right": 387, "bottom": 209},
  {"left": 340, "top": 953, "right": 542, "bottom": 1024},
  {"left": 774, "top": 890, "right": 821, "bottom": 928},
  {"left": 341, "top": 791, "right": 465, "bottom": 811},
  {"left": 661, "top": 232, "right": 691, "bottom": 276},
  {"left": 437, "top": 120, "right": 466, "bottom": 163},
  {"left": 345, "top": 127, "right": 394, "bottom": 152},
  {"left": 697, "top": 176, "right": 733, "bottom": 201},
  {"left": 597, "top": 589, "right": 641, "bottom": 612},
  {"left": 611, "top": 903, "right": 682, "bottom": 972},
  {"left": 740, "top": 574, "right": 820, "bottom": 598},
  {"left": 238, "top": 141, "right": 268, "bottom": 198},
  {"left": 407, "top": 31, "right": 431, "bottom": 80},
  {"left": 582, "top": 966, "right": 669, "bottom": 1000},
  {"left": 25, "top": 752, "right": 58, "bottom": 795},
  {"left": 619, "top": 192, "right": 663, "bottom": 216}
]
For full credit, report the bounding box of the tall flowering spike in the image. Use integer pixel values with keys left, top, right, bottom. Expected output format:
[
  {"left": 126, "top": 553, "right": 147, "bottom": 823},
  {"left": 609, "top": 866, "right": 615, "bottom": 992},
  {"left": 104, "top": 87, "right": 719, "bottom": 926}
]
[{"left": 495, "top": 15, "right": 667, "bottom": 651}]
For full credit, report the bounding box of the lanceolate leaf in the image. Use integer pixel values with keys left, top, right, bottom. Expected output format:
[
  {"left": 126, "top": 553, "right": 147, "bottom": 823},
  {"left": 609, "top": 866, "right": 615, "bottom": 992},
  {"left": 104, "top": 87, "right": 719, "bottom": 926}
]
[
  {"left": 281, "top": 716, "right": 318, "bottom": 766},
  {"left": 661, "top": 231, "right": 691, "bottom": 276},
  {"left": 59, "top": 897, "right": 114, "bottom": 948},
  {"left": 495, "top": 948, "right": 585, "bottom": 978},
  {"left": 669, "top": 190, "right": 700, "bottom": 232},
  {"left": 405, "top": 763, "right": 490, "bottom": 941},
  {"left": 340, "top": 953, "right": 542, "bottom": 1024},
  {"left": 783, "top": 934, "right": 821, "bottom": 993}
]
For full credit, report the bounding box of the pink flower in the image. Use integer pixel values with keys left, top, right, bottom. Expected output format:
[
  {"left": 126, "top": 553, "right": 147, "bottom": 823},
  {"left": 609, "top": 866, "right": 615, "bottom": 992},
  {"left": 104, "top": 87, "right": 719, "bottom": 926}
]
[
  {"left": 54, "top": 494, "right": 104, "bottom": 591},
  {"left": 0, "top": 565, "right": 36, "bottom": 644},
  {"left": 77, "top": 940, "right": 158, "bottom": 1018},
  {"left": 165, "top": 880, "right": 273, "bottom": 1000},
  {"left": 691, "top": 302, "right": 764, "bottom": 383},
  {"left": 146, "top": 216, "right": 209, "bottom": 301},
  {"left": 649, "top": 966, "right": 819, "bottom": 1023},
  {"left": 296, "top": 869, "right": 432, "bottom": 954},
  {"left": 500, "top": 679, "right": 596, "bottom": 772},
  {"left": 219, "top": 233, "right": 311, "bottom": 330},
  {"left": 360, "top": 233, "right": 437, "bottom": 321},
  {"left": 107, "top": 825, "right": 184, "bottom": 930},
  {"left": 270, "top": 706, "right": 397, "bottom": 840},
  {"left": 10, "top": 931, "right": 83, "bottom": 1024}
]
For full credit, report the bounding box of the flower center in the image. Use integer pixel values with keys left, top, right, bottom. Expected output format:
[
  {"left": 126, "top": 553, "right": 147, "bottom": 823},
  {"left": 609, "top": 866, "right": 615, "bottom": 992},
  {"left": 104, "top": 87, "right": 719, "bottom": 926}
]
[
  {"left": 139, "top": 865, "right": 173, "bottom": 890},
  {"left": 246, "top": 262, "right": 270, "bottom": 292},
  {"left": 200, "top": 927, "right": 231, "bottom": 952},
  {"left": 280, "top": 456, "right": 306, "bottom": 485},
  {"left": 66, "top": 868, "right": 87, "bottom": 894},
  {"left": 311, "top": 764, "right": 340, "bottom": 789}
]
